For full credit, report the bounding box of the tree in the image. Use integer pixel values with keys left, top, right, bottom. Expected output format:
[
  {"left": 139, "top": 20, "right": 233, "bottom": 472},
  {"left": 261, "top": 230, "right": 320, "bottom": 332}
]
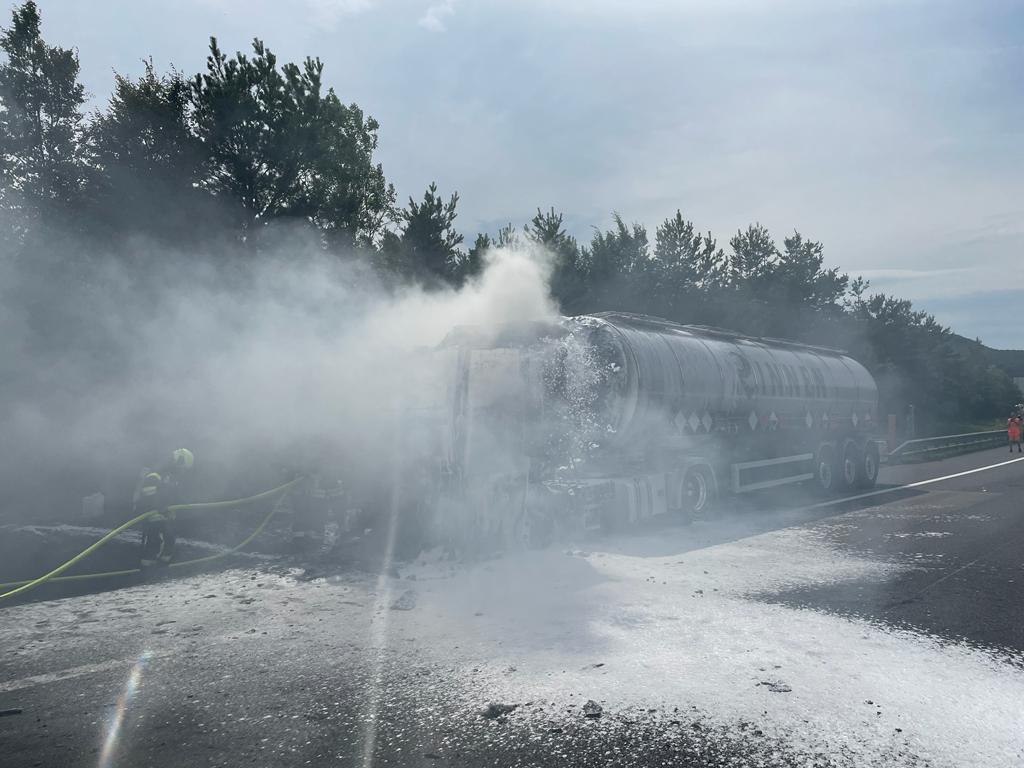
[
  {"left": 190, "top": 37, "right": 394, "bottom": 246},
  {"left": 454, "top": 232, "right": 491, "bottom": 285},
  {"left": 719, "top": 223, "right": 782, "bottom": 333},
  {"left": 845, "top": 293, "right": 959, "bottom": 429},
  {"left": 87, "top": 61, "right": 208, "bottom": 243},
  {"left": 525, "top": 207, "right": 585, "bottom": 312},
  {"left": 728, "top": 223, "right": 777, "bottom": 285},
  {"left": 651, "top": 211, "right": 726, "bottom": 318},
  {"left": 590, "top": 214, "right": 649, "bottom": 276},
  {"left": 494, "top": 222, "right": 519, "bottom": 249},
  {"left": 775, "top": 231, "right": 848, "bottom": 312},
  {"left": 468, "top": 232, "right": 492, "bottom": 256},
  {"left": 91, "top": 62, "right": 193, "bottom": 178},
  {"left": 582, "top": 213, "right": 649, "bottom": 310},
  {"left": 0, "top": 1, "right": 87, "bottom": 225},
  {"left": 387, "top": 182, "right": 464, "bottom": 283},
  {"left": 741, "top": 230, "right": 853, "bottom": 338},
  {"left": 969, "top": 365, "right": 1021, "bottom": 423}
]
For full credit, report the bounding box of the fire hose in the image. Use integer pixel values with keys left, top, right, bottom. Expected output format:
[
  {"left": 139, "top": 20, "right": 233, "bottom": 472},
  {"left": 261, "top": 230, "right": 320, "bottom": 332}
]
[{"left": 0, "top": 477, "right": 304, "bottom": 601}]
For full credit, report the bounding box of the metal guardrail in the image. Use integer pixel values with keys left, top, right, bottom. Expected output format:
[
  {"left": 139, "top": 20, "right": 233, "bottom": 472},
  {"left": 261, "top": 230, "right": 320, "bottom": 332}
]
[{"left": 887, "top": 430, "right": 1007, "bottom": 463}]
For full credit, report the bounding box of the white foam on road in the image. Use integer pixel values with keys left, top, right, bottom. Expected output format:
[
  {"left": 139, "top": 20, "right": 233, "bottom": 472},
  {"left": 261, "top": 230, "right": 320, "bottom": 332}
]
[{"left": 405, "top": 515, "right": 1024, "bottom": 767}]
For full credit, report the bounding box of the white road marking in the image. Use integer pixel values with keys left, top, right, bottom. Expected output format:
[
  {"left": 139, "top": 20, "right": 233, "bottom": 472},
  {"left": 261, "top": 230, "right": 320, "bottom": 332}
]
[
  {"left": 0, "top": 657, "right": 139, "bottom": 693},
  {"left": 806, "top": 454, "right": 1024, "bottom": 511}
]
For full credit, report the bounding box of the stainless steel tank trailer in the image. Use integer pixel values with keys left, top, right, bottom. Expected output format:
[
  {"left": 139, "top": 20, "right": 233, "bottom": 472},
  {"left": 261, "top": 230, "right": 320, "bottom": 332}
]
[{"left": 404, "top": 312, "right": 879, "bottom": 547}]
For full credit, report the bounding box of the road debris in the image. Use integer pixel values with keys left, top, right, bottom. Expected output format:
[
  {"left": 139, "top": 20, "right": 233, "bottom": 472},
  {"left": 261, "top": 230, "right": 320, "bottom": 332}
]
[
  {"left": 479, "top": 702, "right": 518, "bottom": 719},
  {"left": 390, "top": 589, "right": 417, "bottom": 611},
  {"left": 582, "top": 700, "right": 603, "bottom": 718}
]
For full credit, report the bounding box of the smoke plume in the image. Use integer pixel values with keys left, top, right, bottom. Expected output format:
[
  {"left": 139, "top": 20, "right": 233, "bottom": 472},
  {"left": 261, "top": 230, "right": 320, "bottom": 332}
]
[{"left": 0, "top": 225, "right": 557, "bottom": 524}]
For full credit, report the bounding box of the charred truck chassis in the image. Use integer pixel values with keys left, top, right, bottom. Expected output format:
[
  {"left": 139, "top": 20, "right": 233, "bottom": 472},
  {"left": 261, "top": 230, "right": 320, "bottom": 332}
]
[{"left": 403, "top": 313, "right": 880, "bottom": 551}]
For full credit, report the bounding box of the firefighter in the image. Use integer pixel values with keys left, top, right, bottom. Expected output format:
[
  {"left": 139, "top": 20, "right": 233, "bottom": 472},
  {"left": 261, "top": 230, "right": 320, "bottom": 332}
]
[
  {"left": 137, "top": 448, "right": 194, "bottom": 569},
  {"left": 1010, "top": 414, "right": 1023, "bottom": 454}
]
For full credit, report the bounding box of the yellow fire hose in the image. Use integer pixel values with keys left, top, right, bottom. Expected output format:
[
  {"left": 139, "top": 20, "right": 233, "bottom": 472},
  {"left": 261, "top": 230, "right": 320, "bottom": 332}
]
[{"left": 0, "top": 477, "right": 303, "bottom": 601}]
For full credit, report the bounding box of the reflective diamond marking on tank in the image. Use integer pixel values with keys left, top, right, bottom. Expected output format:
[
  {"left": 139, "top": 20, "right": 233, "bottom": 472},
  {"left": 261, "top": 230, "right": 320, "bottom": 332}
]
[{"left": 674, "top": 411, "right": 688, "bottom": 433}]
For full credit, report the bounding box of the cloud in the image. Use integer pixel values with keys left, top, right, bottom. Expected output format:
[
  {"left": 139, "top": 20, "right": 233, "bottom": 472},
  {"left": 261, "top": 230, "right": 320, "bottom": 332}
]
[
  {"left": 198, "top": 0, "right": 380, "bottom": 19},
  {"left": 856, "top": 268, "right": 973, "bottom": 281},
  {"left": 418, "top": 0, "right": 456, "bottom": 31},
  {"left": 305, "top": 0, "right": 380, "bottom": 24}
]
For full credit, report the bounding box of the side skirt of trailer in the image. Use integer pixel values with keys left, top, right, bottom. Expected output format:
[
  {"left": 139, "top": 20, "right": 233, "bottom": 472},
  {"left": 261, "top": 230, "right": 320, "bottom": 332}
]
[{"left": 730, "top": 453, "right": 815, "bottom": 493}]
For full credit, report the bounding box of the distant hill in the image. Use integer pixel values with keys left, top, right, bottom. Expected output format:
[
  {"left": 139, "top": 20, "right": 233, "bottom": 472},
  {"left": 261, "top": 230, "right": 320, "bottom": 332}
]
[
  {"left": 985, "top": 348, "right": 1024, "bottom": 378},
  {"left": 951, "top": 335, "right": 1024, "bottom": 377}
]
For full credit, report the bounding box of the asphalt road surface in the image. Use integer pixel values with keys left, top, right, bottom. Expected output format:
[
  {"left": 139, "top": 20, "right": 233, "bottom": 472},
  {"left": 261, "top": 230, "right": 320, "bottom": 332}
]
[{"left": 2, "top": 447, "right": 1023, "bottom": 768}]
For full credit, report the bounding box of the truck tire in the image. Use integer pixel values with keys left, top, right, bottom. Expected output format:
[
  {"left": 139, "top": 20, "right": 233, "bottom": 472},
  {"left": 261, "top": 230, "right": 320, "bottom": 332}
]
[
  {"left": 839, "top": 438, "right": 861, "bottom": 491},
  {"left": 857, "top": 441, "right": 880, "bottom": 489},
  {"left": 681, "top": 465, "right": 714, "bottom": 517},
  {"left": 814, "top": 442, "right": 840, "bottom": 494}
]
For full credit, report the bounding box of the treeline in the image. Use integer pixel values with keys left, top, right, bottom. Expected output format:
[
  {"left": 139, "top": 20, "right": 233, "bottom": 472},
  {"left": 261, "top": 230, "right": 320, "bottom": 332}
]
[{"left": 1, "top": 1, "right": 1018, "bottom": 433}]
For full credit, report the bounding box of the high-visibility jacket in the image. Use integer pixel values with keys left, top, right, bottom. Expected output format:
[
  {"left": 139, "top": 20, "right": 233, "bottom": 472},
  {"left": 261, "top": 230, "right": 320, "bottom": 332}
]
[
  {"left": 1009, "top": 419, "right": 1022, "bottom": 442},
  {"left": 132, "top": 468, "right": 179, "bottom": 520},
  {"left": 135, "top": 468, "right": 181, "bottom": 566}
]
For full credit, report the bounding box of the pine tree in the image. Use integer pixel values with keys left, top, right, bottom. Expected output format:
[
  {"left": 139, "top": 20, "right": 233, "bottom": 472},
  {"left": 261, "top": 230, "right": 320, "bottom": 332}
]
[
  {"left": 389, "top": 182, "right": 464, "bottom": 283},
  {"left": 0, "top": 1, "right": 87, "bottom": 225}
]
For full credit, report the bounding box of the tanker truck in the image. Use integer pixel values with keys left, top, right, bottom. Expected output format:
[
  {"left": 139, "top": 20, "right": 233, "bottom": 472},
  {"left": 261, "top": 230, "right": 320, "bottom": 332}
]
[{"left": 402, "top": 312, "right": 880, "bottom": 549}]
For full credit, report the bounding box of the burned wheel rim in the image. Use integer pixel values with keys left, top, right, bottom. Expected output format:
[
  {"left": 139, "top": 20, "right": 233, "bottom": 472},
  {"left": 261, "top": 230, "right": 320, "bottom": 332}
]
[
  {"left": 683, "top": 467, "right": 710, "bottom": 514},
  {"left": 818, "top": 460, "right": 833, "bottom": 490},
  {"left": 860, "top": 442, "right": 880, "bottom": 488},
  {"left": 839, "top": 456, "right": 856, "bottom": 487},
  {"left": 839, "top": 438, "right": 864, "bottom": 487},
  {"left": 843, "top": 455, "right": 858, "bottom": 486},
  {"left": 816, "top": 444, "right": 836, "bottom": 492}
]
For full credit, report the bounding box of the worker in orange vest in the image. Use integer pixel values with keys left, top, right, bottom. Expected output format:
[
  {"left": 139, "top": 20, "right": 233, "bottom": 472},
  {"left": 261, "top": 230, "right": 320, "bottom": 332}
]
[{"left": 1009, "top": 414, "right": 1022, "bottom": 453}]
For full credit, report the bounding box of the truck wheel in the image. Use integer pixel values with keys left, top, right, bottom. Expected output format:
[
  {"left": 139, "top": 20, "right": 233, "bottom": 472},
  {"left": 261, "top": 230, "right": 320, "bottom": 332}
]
[
  {"left": 840, "top": 438, "right": 861, "bottom": 491},
  {"left": 815, "top": 443, "right": 839, "bottom": 494},
  {"left": 682, "top": 466, "right": 714, "bottom": 517},
  {"left": 857, "top": 441, "right": 880, "bottom": 489}
]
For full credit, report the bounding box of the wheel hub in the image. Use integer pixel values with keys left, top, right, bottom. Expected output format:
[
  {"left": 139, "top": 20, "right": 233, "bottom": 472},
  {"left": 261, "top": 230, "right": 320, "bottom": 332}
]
[
  {"left": 685, "top": 471, "right": 708, "bottom": 513},
  {"left": 865, "top": 454, "right": 877, "bottom": 480}
]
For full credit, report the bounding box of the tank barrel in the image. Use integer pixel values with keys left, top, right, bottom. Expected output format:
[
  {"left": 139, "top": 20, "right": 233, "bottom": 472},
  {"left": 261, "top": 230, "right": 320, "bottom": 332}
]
[{"left": 562, "top": 313, "right": 878, "bottom": 444}]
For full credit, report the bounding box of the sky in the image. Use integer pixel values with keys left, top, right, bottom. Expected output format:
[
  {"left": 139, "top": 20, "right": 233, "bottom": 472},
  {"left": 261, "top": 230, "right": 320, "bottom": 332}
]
[{"left": 29, "top": 0, "right": 1024, "bottom": 347}]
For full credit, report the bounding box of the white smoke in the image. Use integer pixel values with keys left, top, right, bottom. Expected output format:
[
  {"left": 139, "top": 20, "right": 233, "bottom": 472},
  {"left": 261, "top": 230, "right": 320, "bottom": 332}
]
[{"left": 0, "top": 233, "right": 558, "bottom": 522}]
